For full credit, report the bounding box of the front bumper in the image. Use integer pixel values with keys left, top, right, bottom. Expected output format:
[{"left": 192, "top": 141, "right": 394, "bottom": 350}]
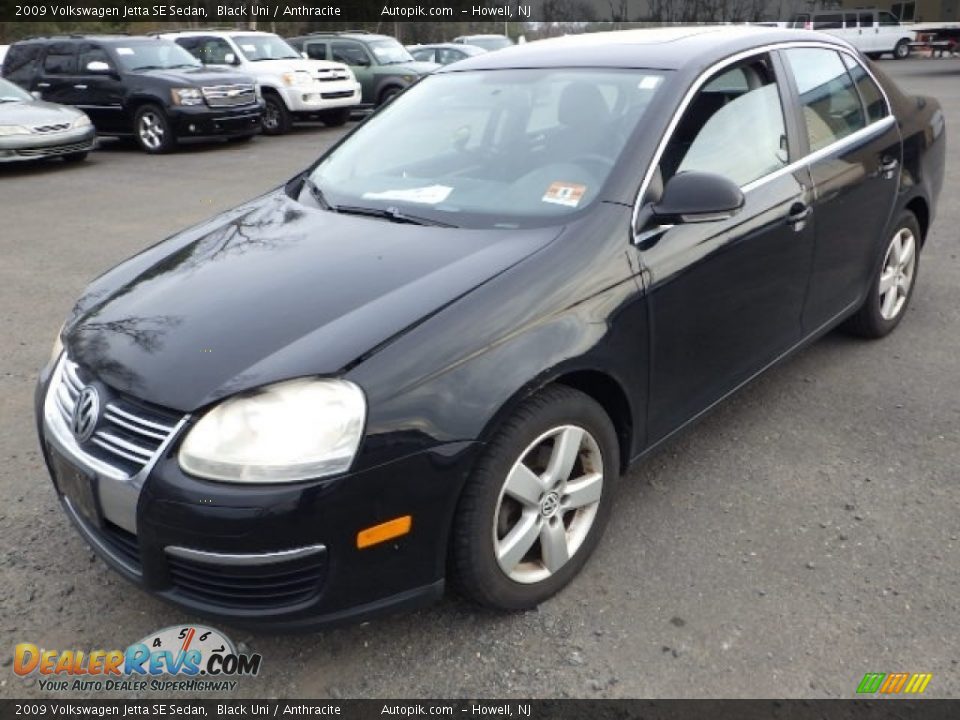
[
  {"left": 169, "top": 103, "right": 264, "bottom": 139},
  {"left": 35, "top": 356, "right": 478, "bottom": 630},
  {"left": 280, "top": 82, "right": 361, "bottom": 112},
  {"left": 0, "top": 126, "right": 96, "bottom": 162}
]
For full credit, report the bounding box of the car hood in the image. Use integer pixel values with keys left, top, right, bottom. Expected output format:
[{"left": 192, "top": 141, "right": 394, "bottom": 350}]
[
  {"left": 64, "top": 189, "right": 560, "bottom": 412},
  {"left": 137, "top": 66, "right": 254, "bottom": 85},
  {"left": 0, "top": 99, "right": 83, "bottom": 124}
]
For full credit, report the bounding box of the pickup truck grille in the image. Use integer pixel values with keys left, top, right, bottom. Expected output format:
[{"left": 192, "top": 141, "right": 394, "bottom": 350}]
[
  {"left": 315, "top": 68, "right": 350, "bottom": 83},
  {"left": 202, "top": 84, "right": 257, "bottom": 108}
]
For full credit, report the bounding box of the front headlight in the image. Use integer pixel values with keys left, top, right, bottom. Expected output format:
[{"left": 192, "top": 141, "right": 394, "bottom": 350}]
[
  {"left": 72, "top": 113, "right": 92, "bottom": 128},
  {"left": 179, "top": 378, "right": 366, "bottom": 483},
  {"left": 171, "top": 87, "right": 204, "bottom": 106},
  {"left": 282, "top": 70, "right": 313, "bottom": 87},
  {"left": 0, "top": 125, "right": 30, "bottom": 136}
]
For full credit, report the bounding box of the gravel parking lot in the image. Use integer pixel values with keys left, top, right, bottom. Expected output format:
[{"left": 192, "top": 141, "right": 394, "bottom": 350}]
[{"left": 1, "top": 58, "right": 958, "bottom": 700}]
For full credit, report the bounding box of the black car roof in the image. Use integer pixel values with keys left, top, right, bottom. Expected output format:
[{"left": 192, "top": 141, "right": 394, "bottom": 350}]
[
  {"left": 438, "top": 26, "right": 850, "bottom": 73},
  {"left": 15, "top": 35, "right": 166, "bottom": 45}
]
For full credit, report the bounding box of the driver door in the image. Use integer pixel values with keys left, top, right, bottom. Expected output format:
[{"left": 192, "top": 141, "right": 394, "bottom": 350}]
[
  {"left": 332, "top": 41, "right": 374, "bottom": 103},
  {"left": 637, "top": 53, "right": 816, "bottom": 443}
]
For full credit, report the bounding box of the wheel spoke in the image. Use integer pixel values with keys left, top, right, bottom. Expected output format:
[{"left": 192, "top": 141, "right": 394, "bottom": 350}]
[
  {"left": 881, "top": 286, "right": 898, "bottom": 318},
  {"left": 899, "top": 233, "right": 915, "bottom": 268},
  {"left": 497, "top": 512, "right": 540, "bottom": 573},
  {"left": 540, "top": 519, "right": 569, "bottom": 573},
  {"left": 890, "top": 233, "right": 903, "bottom": 265},
  {"left": 563, "top": 472, "right": 603, "bottom": 509},
  {"left": 543, "top": 427, "right": 583, "bottom": 488},
  {"left": 879, "top": 269, "right": 897, "bottom": 295},
  {"left": 504, "top": 462, "right": 545, "bottom": 507}
]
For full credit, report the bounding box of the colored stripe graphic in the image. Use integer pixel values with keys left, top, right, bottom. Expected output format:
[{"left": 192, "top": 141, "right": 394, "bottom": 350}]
[{"left": 857, "top": 672, "right": 931, "bottom": 695}]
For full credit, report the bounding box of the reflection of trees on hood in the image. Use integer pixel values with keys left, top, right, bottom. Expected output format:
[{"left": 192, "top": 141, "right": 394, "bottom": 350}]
[{"left": 70, "top": 315, "right": 183, "bottom": 393}]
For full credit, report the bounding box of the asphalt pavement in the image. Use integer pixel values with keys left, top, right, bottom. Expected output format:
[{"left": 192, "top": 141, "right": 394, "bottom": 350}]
[{"left": 1, "top": 58, "right": 958, "bottom": 699}]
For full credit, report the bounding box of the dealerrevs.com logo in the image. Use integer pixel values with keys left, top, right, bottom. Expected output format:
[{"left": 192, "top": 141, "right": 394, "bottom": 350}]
[{"left": 13, "top": 625, "right": 262, "bottom": 692}]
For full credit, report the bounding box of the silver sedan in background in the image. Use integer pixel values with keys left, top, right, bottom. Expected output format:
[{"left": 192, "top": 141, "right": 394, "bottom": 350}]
[{"left": 0, "top": 78, "right": 96, "bottom": 164}]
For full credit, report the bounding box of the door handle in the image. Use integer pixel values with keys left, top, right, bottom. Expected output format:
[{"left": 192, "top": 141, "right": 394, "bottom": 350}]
[
  {"left": 36, "top": 82, "right": 51, "bottom": 88},
  {"left": 879, "top": 156, "right": 899, "bottom": 180},
  {"left": 787, "top": 202, "right": 812, "bottom": 230},
  {"left": 73, "top": 84, "right": 88, "bottom": 90}
]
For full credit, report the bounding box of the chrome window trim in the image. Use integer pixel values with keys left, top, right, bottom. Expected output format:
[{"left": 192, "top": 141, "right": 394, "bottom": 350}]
[
  {"left": 165, "top": 544, "right": 327, "bottom": 566},
  {"left": 631, "top": 39, "right": 894, "bottom": 239}
]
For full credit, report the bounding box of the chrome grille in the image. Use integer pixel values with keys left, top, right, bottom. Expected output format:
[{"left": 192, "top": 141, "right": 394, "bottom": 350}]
[
  {"left": 53, "top": 357, "right": 181, "bottom": 476},
  {"left": 315, "top": 68, "right": 349, "bottom": 82},
  {"left": 201, "top": 83, "right": 257, "bottom": 107},
  {"left": 32, "top": 122, "right": 71, "bottom": 134},
  {"left": 16, "top": 140, "right": 93, "bottom": 158}
]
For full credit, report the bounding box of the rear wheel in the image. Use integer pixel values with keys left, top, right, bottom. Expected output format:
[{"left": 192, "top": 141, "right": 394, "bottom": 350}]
[
  {"left": 843, "top": 210, "right": 920, "bottom": 338},
  {"left": 133, "top": 105, "right": 174, "bottom": 154},
  {"left": 262, "top": 93, "right": 292, "bottom": 135},
  {"left": 894, "top": 39, "right": 911, "bottom": 59},
  {"left": 451, "top": 385, "right": 619, "bottom": 610}
]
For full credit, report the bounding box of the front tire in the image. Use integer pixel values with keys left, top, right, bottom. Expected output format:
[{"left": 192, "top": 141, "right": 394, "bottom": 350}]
[
  {"left": 451, "top": 385, "right": 619, "bottom": 611},
  {"left": 844, "top": 210, "right": 920, "bottom": 338},
  {"left": 378, "top": 86, "right": 402, "bottom": 106},
  {"left": 133, "top": 105, "right": 175, "bottom": 154},
  {"left": 894, "top": 39, "right": 911, "bottom": 59},
  {"left": 262, "top": 93, "right": 292, "bottom": 135}
]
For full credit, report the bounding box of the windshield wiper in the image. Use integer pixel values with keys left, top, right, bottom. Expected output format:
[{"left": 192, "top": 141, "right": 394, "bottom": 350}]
[
  {"left": 130, "top": 65, "right": 162, "bottom": 71},
  {"left": 335, "top": 204, "right": 456, "bottom": 228},
  {"left": 168, "top": 63, "right": 200, "bottom": 69},
  {"left": 302, "top": 176, "right": 333, "bottom": 211}
]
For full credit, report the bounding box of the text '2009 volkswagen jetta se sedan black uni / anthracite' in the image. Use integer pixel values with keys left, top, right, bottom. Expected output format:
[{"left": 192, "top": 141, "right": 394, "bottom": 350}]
[{"left": 36, "top": 26, "right": 945, "bottom": 629}]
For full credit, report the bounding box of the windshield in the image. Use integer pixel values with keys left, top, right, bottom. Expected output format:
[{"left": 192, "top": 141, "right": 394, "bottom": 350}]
[
  {"left": 0, "top": 78, "right": 32, "bottom": 102},
  {"left": 305, "top": 68, "right": 668, "bottom": 229},
  {"left": 369, "top": 39, "right": 414, "bottom": 65},
  {"left": 466, "top": 36, "right": 513, "bottom": 51},
  {"left": 234, "top": 34, "right": 301, "bottom": 61},
  {"left": 114, "top": 41, "right": 201, "bottom": 71}
]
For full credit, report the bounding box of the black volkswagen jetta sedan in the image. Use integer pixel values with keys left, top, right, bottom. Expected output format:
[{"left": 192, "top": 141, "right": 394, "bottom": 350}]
[{"left": 36, "top": 27, "right": 944, "bottom": 628}]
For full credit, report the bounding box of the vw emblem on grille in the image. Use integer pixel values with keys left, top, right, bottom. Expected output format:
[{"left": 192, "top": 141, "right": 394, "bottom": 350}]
[{"left": 71, "top": 386, "right": 100, "bottom": 443}]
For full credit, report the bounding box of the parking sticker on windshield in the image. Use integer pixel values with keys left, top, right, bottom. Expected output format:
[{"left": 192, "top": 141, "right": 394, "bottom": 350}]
[
  {"left": 542, "top": 182, "right": 587, "bottom": 208},
  {"left": 362, "top": 185, "right": 453, "bottom": 204}
]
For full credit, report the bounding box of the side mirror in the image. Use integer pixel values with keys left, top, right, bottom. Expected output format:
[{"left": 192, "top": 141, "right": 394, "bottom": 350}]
[
  {"left": 301, "top": 51, "right": 308, "bottom": 59},
  {"left": 86, "top": 60, "right": 113, "bottom": 74},
  {"left": 224, "top": 52, "right": 238, "bottom": 65},
  {"left": 31, "top": 90, "right": 42, "bottom": 99},
  {"left": 355, "top": 57, "right": 371, "bottom": 67},
  {"left": 651, "top": 171, "right": 744, "bottom": 224}
]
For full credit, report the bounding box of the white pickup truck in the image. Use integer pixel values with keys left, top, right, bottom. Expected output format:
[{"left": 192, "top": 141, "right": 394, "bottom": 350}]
[{"left": 159, "top": 30, "right": 361, "bottom": 134}]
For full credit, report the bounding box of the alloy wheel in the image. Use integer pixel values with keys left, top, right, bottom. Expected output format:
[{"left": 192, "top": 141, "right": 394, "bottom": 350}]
[
  {"left": 493, "top": 425, "right": 603, "bottom": 584},
  {"left": 878, "top": 227, "right": 917, "bottom": 320},
  {"left": 263, "top": 101, "right": 279, "bottom": 131},
  {"left": 138, "top": 111, "right": 165, "bottom": 151}
]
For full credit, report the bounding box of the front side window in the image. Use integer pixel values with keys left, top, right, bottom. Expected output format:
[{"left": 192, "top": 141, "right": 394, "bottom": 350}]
[
  {"left": 661, "top": 56, "right": 789, "bottom": 188},
  {"left": 814, "top": 14, "right": 843, "bottom": 30},
  {"left": 784, "top": 48, "right": 866, "bottom": 153},
  {"left": 78, "top": 46, "right": 111, "bottom": 72},
  {"left": 331, "top": 41, "right": 370, "bottom": 66},
  {"left": 305, "top": 68, "right": 668, "bottom": 229},
  {"left": 879, "top": 11, "right": 900, "bottom": 25},
  {"left": 195, "top": 37, "right": 236, "bottom": 65},
  {"left": 304, "top": 42, "right": 327, "bottom": 61}
]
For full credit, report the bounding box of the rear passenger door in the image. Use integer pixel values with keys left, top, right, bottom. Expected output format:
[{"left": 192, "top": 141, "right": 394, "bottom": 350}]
[
  {"left": 36, "top": 41, "right": 79, "bottom": 105},
  {"left": 779, "top": 47, "right": 901, "bottom": 331}
]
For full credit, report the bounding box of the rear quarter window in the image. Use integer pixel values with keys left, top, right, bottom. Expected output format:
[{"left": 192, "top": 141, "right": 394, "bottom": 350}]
[{"left": 2, "top": 44, "right": 43, "bottom": 85}]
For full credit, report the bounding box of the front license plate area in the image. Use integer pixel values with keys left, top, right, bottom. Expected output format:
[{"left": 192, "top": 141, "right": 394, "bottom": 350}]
[{"left": 50, "top": 447, "right": 101, "bottom": 528}]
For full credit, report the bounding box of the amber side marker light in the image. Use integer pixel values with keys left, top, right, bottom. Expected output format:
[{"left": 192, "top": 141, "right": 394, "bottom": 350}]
[{"left": 357, "top": 515, "right": 412, "bottom": 549}]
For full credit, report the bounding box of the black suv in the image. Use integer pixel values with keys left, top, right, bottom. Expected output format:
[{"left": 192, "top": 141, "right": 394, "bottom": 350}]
[{"left": 2, "top": 35, "right": 264, "bottom": 153}]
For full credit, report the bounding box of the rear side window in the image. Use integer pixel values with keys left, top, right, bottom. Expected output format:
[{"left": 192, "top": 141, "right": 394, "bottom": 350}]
[
  {"left": 3, "top": 44, "right": 43, "bottom": 85},
  {"left": 43, "top": 44, "right": 78, "bottom": 75},
  {"left": 841, "top": 54, "right": 888, "bottom": 124},
  {"left": 783, "top": 48, "right": 866, "bottom": 153}
]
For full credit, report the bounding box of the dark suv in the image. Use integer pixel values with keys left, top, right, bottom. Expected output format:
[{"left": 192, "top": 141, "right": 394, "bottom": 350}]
[
  {"left": 287, "top": 32, "right": 438, "bottom": 107},
  {"left": 2, "top": 35, "right": 264, "bottom": 153}
]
